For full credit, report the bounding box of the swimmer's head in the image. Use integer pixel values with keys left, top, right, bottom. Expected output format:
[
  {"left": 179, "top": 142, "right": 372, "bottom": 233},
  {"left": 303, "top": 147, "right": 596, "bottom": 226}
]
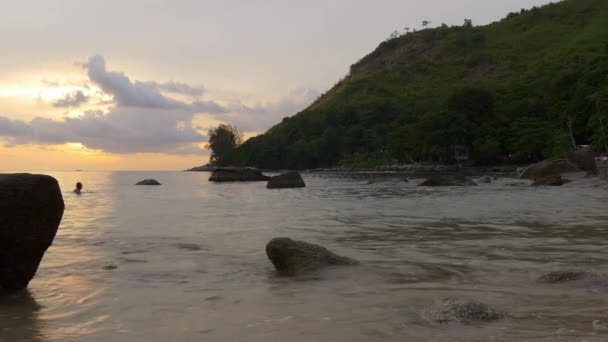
[{"left": 76, "top": 182, "right": 83, "bottom": 190}]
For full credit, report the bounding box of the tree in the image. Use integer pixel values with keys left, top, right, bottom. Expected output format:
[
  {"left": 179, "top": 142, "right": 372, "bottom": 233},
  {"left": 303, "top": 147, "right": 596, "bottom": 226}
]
[
  {"left": 464, "top": 19, "right": 473, "bottom": 28},
  {"left": 422, "top": 20, "right": 431, "bottom": 28},
  {"left": 206, "top": 124, "right": 243, "bottom": 165},
  {"left": 589, "top": 86, "right": 608, "bottom": 153}
]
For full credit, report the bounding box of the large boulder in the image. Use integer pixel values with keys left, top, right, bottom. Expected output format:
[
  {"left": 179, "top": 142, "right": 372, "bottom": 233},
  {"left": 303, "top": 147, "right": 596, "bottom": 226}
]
[
  {"left": 418, "top": 175, "right": 477, "bottom": 187},
  {"left": 519, "top": 158, "right": 579, "bottom": 180},
  {"left": 0, "top": 174, "right": 64, "bottom": 293},
  {"left": 531, "top": 175, "right": 569, "bottom": 186},
  {"left": 266, "top": 238, "right": 358, "bottom": 276},
  {"left": 136, "top": 179, "right": 161, "bottom": 185},
  {"left": 209, "top": 167, "right": 270, "bottom": 182},
  {"left": 422, "top": 299, "right": 505, "bottom": 325},
  {"left": 266, "top": 172, "right": 306, "bottom": 189},
  {"left": 568, "top": 146, "right": 598, "bottom": 174}
]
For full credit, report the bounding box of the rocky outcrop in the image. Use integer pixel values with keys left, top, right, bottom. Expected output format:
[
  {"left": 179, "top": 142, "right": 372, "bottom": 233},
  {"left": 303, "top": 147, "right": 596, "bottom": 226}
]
[
  {"left": 531, "top": 175, "right": 569, "bottom": 186},
  {"left": 136, "top": 179, "right": 161, "bottom": 185},
  {"left": 0, "top": 174, "right": 65, "bottom": 293},
  {"left": 568, "top": 146, "right": 597, "bottom": 174},
  {"left": 186, "top": 164, "right": 215, "bottom": 172},
  {"left": 422, "top": 299, "right": 505, "bottom": 325},
  {"left": 209, "top": 167, "right": 270, "bottom": 182},
  {"left": 266, "top": 172, "right": 306, "bottom": 189},
  {"left": 266, "top": 238, "right": 358, "bottom": 276},
  {"left": 418, "top": 175, "right": 477, "bottom": 187},
  {"left": 519, "top": 158, "right": 579, "bottom": 180}
]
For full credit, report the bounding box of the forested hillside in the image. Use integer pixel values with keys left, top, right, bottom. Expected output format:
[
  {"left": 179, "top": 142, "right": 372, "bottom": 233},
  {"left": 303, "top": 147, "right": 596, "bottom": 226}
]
[{"left": 223, "top": 0, "right": 608, "bottom": 169}]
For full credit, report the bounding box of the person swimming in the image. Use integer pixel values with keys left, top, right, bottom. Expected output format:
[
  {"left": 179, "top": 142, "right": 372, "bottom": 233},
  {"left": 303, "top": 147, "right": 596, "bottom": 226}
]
[{"left": 74, "top": 182, "right": 83, "bottom": 194}]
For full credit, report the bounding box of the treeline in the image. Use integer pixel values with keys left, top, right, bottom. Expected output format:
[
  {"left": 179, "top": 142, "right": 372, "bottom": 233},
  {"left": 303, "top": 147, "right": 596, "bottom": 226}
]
[{"left": 209, "top": 0, "right": 608, "bottom": 169}]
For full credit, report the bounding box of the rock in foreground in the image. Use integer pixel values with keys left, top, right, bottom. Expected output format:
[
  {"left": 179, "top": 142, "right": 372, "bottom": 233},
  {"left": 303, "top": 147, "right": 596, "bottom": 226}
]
[
  {"left": 519, "top": 158, "right": 579, "bottom": 180},
  {"left": 209, "top": 168, "right": 270, "bottom": 182},
  {"left": 422, "top": 299, "right": 505, "bottom": 325},
  {"left": 418, "top": 175, "right": 477, "bottom": 187},
  {"left": 266, "top": 238, "right": 358, "bottom": 276},
  {"left": 267, "top": 172, "right": 306, "bottom": 189},
  {"left": 136, "top": 179, "right": 161, "bottom": 185},
  {"left": 0, "top": 174, "right": 65, "bottom": 293}
]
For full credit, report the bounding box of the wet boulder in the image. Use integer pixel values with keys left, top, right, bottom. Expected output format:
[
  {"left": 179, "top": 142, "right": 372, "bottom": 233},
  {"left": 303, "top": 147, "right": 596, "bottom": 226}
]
[
  {"left": 418, "top": 175, "right": 477, "bottom": 187},
  {"left": 266, "top": 238, "right": 358, "bottom": 276},
  {"left": 266, "top": 172, "right": 306, "bottom": 189},
  {"left": 422, "top": 299, "right": 505, "bottom": 325},
  {"left": 0, "top": 174, "right": 65, "bottom": 293},
  {"left": 519, "top": 158, "right": 579, "bottom": 180},
  {"left": 209, "top": 167, "right": 270, "bottom": 182},
  {"left": 136, "top": 179, "right": 161, "bottom": 185},
  {"left": 568, "top": 146, "right": 597, "bottom": 174},
  {"left": 532, "top": 175, "right": 569, "bottom": 186}
]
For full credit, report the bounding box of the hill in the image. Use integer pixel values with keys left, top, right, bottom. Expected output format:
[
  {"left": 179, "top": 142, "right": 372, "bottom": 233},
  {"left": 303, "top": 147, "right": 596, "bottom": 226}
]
[{"left": 223, "top": 0, "right": 608, "bottom": 169}]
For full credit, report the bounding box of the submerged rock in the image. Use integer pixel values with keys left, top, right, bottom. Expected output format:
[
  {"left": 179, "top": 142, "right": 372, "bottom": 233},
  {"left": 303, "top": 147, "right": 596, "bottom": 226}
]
[
  {"left": 136, "top": 179, "right": 161, "bottom": 185},
  {"left": 209, "top": 167, "right": 270, "bottom": 182},
  {"left": 422, "top": 299, "right": 505, "bottom": 325},
  {"left": 265, "top": 238, "right": 358, "bottom": 276},
  {"left": 0, "top": 174, "right": 65, "bottom": 293},
  {"left": 266, "top": 172, "right": 306, "bottom": 189},
  {"left": 532, "top": 175, "right": 569, "bottom": 186},
  {"left": 479, "top": 176, "right": 493, "bottom": 183},
  {"left": 519, "top": 158, "right": 579, "bottom": 180},
  {"left": 539, "top": 271, "right": 608, "bottom": 286},
  {"left": 418, "top": 175, "right": 477, "bottom": 187}
]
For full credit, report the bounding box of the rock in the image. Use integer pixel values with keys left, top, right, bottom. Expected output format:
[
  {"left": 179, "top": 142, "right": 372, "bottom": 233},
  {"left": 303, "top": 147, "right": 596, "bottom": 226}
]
[
  {"left": 209, "top": 167, "right": 270, "bottom": 182},
  {"left": 136, "top": 179, "right": 161, "bottom": 185},
  {"left": 519, "top": 158, "right": 579, "bottom": 180},
  {"left": 568, "top": 146, "right": 597, "bottom": 174},
  {"left": 185, "top": 164, "right": 215, "bottom": 172},
  {"left": 265, "top": 238, "right": 358, "bottom": 276},
  {"left": 422, "top": 299, "right": 505, "bottom": 325},
  {"left": 539, "top": 271, "right": 608, "bottom": 286},
  {"left": 539, "top": 271, "right": 589, "bottom": 283},
  {"left": 103, "top": 265, "right": 118, "bottom": 270},
  {"left": 266, "top": 172, "right": 306, "bottom": 189},
  {"left": 418, "top": 175, "right": 477, "bottom": 187},
  {"left": 0, "top": 174, "right": 65, "bottom": 293},
  {"left": 479, "top": 176, "right": 493, "bottom": 183},
  {"left": 532, "top": 175, "right": 569, "bottom": 186}
]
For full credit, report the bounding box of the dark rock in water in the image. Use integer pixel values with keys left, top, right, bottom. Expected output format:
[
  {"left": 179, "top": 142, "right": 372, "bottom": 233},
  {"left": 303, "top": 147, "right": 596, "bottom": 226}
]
[
  {"left": 209, "top": 167, "right": 270, "bottom": 182},
  {"left": 265, "top": 237, "right": 358, "bottom": 276},
  {"left": 103, "top": 265, "right": 118, "bottom": 270},
  {"left": 539, "top": 271, "right": 589, "bottom": 283},
  {"left": 422, "top": 299, "right": 505, "bottom": 325},
  {"left": 266, "top": 172, "right": 306, "bottom": 189},
  {"left": 418, "top": 175, "right": 477, "bottom": 187},
  {"left": 479, "top": 176, "right": 493, "bottom": 183},
  {"left": 568, "top": 146, "right": 597, "bottom": 174},
  {"left": 176, "top": 243, "right": 202, "bottom": 251},
  {"left": 136, "top": 179, "right": 161, "bottom": 185},
  {"left": 0, "top": 174, "right": 65, "bottom": 293},
  {"left": 532, "top": 175, "right": 569, "bottom": 186},
  {"left": 519, "top": 158, "right": 579, "bottom": 180},
  {"left": 539, "top": 271, "right": 608, "bottom": 287}
]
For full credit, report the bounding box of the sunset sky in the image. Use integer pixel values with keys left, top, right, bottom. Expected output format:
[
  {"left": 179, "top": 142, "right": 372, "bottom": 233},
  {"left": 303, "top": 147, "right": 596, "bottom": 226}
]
[{"left": 0, "top": 0, "right": 552, "bottom": 171}]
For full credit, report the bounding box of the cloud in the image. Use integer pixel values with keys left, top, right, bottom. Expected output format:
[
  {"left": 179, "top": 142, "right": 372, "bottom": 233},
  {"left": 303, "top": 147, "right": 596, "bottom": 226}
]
[
  {"left": 52, "top": 90, "right": 89, "bottom": 107},
  {"left": 85, "top": 55, "right": 223, "bottom": 113},
  {"left": 0, "top": 108, "right": 206, "bottom": 155},
  {"left": 218, "top": 87, "right": 320, "bottom": 132}
]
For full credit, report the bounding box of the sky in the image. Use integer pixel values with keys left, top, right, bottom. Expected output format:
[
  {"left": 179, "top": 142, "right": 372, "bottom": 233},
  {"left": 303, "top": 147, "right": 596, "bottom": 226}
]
[{"left": 0, "top": 0, "right": 553, "bottom": 171}]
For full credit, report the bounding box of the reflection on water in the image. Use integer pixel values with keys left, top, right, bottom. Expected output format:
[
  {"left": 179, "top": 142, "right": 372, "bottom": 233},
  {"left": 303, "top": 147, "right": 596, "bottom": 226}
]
[{"left": 1, "top": 171, "right": 607, "bottom": 341}]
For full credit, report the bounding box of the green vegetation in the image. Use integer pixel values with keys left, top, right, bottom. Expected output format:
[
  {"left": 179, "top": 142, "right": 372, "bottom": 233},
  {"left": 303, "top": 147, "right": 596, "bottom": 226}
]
[
  {"left": 206, "top": 124, "right": 243, "bottom": 165},
  {"left": 223, "top": 0, "right": 608, "bottom": 169}
]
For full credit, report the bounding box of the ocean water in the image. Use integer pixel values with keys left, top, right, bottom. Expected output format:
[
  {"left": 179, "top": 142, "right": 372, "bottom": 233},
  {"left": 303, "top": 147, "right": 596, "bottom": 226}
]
[{"left": 1, "top": 171, "right": 608, "bottom": 342}]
